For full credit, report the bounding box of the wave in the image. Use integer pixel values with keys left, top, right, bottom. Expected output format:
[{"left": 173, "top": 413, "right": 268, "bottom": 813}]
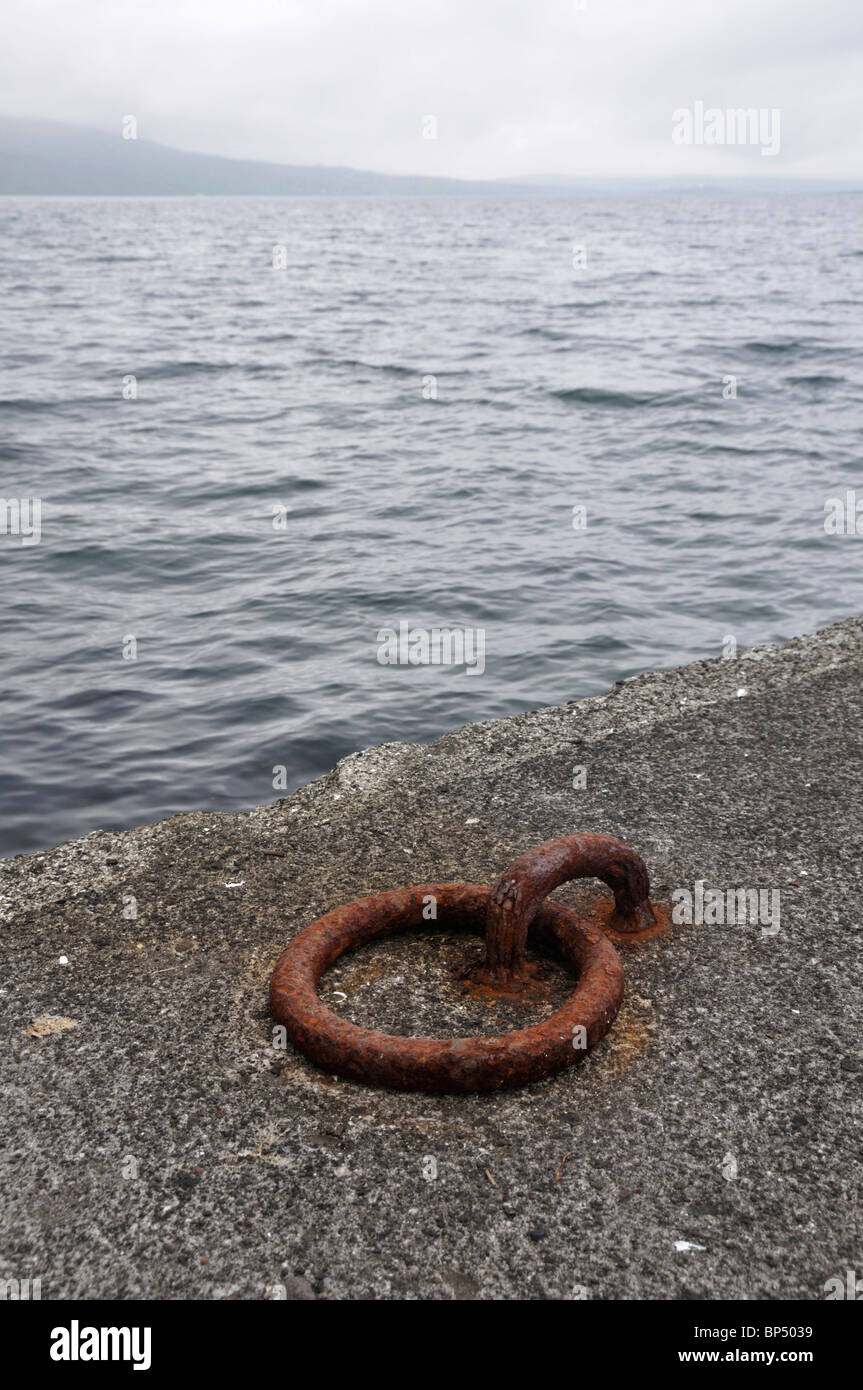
[
  {"left": 550, "top": 385, "right": 664, "bottom": 408},
  {"left": 785, "top": 373, "right": 845, "bottom": 387},
  {"left": 297, "top": 355, "right": 420, "bottom": 377}
]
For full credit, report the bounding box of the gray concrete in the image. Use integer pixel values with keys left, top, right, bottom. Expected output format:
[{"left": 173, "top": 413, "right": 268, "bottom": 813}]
[{"left": 2, "top": 617, "right": 862, "bottom": 1300}]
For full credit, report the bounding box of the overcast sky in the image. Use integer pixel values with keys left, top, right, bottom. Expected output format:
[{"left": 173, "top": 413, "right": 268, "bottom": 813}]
[{"left": 2, "top": 0, "right": 863, "bottom": 179}]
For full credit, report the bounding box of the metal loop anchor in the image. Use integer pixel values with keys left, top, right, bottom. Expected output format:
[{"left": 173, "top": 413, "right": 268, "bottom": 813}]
[{"left": 269, "top": 833, "right": 658, "bottom": 1093}]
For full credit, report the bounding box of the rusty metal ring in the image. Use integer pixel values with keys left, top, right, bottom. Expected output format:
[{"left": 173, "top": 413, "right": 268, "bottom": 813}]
[
  {"left": 270, "top": 885, "right": 623, "bottom": 1092},
  {"left": 269, "top": 834, "right": 657, "bottom": 1093}
]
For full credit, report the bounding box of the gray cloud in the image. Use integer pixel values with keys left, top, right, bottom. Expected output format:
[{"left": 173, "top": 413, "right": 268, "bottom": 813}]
[{"left": 2, "top": 0, "right": 862, "bottom": 177}]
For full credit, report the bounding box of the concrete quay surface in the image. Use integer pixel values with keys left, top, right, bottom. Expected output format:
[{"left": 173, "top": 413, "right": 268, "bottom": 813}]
[{"left": 1, "top": 616, "right": 862, "bottom": 1300}]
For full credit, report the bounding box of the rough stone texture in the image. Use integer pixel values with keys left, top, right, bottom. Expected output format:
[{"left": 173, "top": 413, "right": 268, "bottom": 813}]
[{"left": 1, "top": 616, "right": 862, "bottom": 1301}]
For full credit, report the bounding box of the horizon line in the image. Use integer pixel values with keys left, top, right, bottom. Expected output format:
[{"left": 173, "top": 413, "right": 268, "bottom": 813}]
[{"left": 2, "top": 112, "right": 862, "bottom": 189}]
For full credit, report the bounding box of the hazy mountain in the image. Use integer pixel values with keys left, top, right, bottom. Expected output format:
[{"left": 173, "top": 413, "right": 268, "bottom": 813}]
[
  {"left": 510, "top": 171, "right": 863, "bottom": 193},
  {"left": 0, "top": 116, "right": 531, "bottom": 196},
  {"left": 1, "top": 117, "right": 859, "bottom": 197}
]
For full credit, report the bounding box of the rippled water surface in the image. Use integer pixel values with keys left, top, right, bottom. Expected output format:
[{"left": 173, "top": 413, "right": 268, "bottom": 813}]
[{"left": 1, "top": 193, "right": 862, "bottom": 855}]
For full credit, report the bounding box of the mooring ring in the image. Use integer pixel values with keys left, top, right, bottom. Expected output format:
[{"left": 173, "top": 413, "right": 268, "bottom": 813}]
[{"left": 269, "top": 882, "right": 625, "bottom": 1093}]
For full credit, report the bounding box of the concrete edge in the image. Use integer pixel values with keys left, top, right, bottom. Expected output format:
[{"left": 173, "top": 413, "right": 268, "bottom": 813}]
[
  {"left": 4, "top": 613, "right": 863, "bottom": 872},
  {"left": 312, "top": 613, "right": 863, "bottom": 798}
]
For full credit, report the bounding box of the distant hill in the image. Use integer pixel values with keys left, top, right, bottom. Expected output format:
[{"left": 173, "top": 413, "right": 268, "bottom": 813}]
[
  {"left": 1, "top": 117, "right": 858, "bottom": 196},
  {"left": 0, "top": 116, "right": 521, "bottom": 196}
]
